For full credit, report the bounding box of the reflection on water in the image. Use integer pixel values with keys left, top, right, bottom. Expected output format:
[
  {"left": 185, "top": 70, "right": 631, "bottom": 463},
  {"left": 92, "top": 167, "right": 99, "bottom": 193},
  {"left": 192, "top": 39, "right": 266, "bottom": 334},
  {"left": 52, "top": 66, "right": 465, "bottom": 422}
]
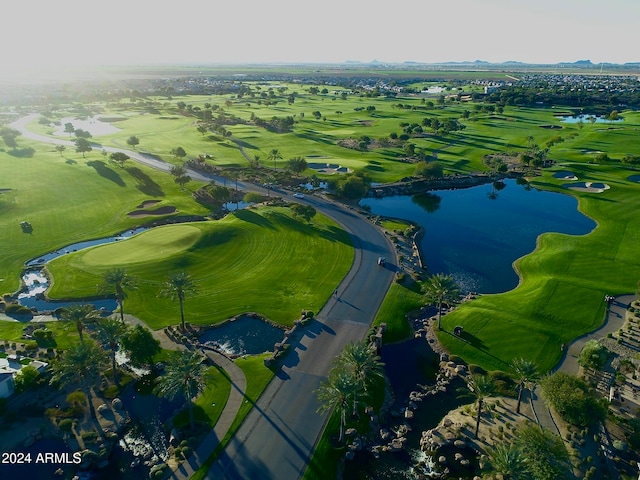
[
  {"left": 344, "top": 338, "right": 472, "bottom": 479},
  {"left": 558, "top": 114, "right": 623, "bottom": 123},
  {"left": 199, "top": 315, "right": 285, "bottom": 355},
  {"left": 361, "top": 179, "right": 596, "bottom": 294}
]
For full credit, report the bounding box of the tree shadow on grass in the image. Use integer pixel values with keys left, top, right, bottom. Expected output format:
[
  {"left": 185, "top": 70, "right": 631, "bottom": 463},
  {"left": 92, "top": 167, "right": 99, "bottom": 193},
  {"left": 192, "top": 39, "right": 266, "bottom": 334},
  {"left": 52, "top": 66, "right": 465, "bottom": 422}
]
[
  {"left": 126, "top": 166, "right": 164, "bottom": 197},
  {"left": 235, "top": 139, "right": 259, "bottom": 150},
  {"left": 86, "top": 160, "right": 125, "bottom": 186},
  {"left": 444, "top": 328, "right": 509, "bottom": 368},
  {"left": 8, "top": 147, "right": 35, "bottom": 158},
  {"left": 266, "top": 211, "right": 353, "bottom": 247},
  {"left": 232, "top": 209, "right": 276, "bottom": 229}
]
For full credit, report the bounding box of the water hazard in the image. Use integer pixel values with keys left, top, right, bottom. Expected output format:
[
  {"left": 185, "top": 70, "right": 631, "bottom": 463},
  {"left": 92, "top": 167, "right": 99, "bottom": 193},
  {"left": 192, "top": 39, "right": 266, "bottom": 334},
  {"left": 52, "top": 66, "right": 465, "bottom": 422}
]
[
  {"left": 198, "top": 315, "right": 285, "bottom": 356},
  {"left": 361, "top": 179, "right": 596, "bottom": 293}
]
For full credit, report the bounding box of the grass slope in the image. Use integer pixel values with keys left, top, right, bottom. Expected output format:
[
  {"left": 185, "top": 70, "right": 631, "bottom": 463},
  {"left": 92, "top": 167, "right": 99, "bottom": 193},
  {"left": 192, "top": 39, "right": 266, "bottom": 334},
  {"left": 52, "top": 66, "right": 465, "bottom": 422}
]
[
  {"left": 46, "top": 206, "right": 354, "bottom": 329},
  {"left": 0, "top": 139, "right": 207, "bottom": 295}
]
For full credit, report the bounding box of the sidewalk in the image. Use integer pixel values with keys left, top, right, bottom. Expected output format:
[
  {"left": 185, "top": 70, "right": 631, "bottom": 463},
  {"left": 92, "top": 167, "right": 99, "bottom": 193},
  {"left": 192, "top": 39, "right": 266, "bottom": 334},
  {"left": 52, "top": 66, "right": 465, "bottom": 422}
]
[
  {"left": 167, "top": 350, "right": 247, "bottom": 480},
  {"left": 122, "top": 315, "right": 248, "bottom": 480},
  {"left": 529, "top": 294, "right": 635, "bottom": 433}
]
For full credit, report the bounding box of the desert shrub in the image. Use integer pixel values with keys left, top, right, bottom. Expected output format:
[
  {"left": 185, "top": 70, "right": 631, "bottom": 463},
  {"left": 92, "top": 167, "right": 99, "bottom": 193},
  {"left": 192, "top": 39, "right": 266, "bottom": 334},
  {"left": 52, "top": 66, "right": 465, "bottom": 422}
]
[
  {"left": 14, "top": 365, "right": 39, "bottom": 392},
  {"left": 81, "top": 430, "right": 99, "bottom": 443},
  {"left": 489, "top": 370, "right": 517, "bottom": 397},
  {"left": 612, "top": 440, "right": 628, "bottom": 452},
  {"left": 58, "top": 418, "right": 74, "bottom": 432},
  {"left": 4, "top": 303, "right": 32, "bottom": 316},
  {"left": 540, "top": 372, "right": 608, "bottom": 427},
  {"left": 103, "top": 385, "right": 120, "bottom": 399},
  {"left": 66, "top": 390, "right": 86, "bottom": 406}
]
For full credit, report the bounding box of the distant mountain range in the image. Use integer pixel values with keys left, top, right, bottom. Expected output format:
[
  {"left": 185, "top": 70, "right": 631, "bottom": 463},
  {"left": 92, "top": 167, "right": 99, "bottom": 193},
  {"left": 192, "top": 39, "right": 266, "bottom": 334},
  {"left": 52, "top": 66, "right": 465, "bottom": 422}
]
[{"left": 345, "top": 59, "right": 640, "bottom": 68}]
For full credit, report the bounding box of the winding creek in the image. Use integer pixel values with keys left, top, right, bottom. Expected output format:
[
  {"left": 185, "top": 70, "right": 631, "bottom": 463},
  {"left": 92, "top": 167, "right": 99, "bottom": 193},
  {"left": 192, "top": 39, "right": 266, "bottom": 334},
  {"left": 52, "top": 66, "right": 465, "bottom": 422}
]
[{"left": 17, "top": 227, "right": 150, "bottom": 312}]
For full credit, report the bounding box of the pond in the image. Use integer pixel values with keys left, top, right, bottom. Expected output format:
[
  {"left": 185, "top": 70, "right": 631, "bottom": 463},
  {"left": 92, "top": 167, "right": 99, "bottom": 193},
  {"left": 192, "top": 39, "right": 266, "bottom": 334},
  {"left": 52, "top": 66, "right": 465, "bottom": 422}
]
[
  {"left": 344, "top": 338, "right": 474, "bottom": 479},
  {"left": 360, "top": 179, "right": 596, "bottom": 294},
  {"left": 198, "top": 315, "right": 285, "bottom": 356},
  {"left": 557, "top": 114, "right": 623, "bottom": 124},
  {"left": 25, "top": 227, "right": 148, "bottom": 267}
]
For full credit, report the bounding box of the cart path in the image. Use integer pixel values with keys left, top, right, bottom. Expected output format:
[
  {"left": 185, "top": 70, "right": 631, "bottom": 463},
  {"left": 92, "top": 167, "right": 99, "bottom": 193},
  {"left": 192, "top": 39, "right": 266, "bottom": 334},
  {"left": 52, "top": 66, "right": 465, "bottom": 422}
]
[{"left": 529, "top": 294, "right": 635, "bottom": 434}]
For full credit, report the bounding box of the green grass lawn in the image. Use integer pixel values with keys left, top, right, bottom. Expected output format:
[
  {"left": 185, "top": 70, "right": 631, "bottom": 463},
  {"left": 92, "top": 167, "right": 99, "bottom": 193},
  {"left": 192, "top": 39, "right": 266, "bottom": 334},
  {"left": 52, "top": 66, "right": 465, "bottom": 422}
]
[
  {"left": 439, "top": 162, "right": 640, "bottom": 373},
  {"left": 0, "top": 139, "right": 209, "bottom": 295},
  {"left": 45, "top": 206, "right": 354, "bottom": 329},
  {"left": 373, "top": 282, "right": 422, "bottom": 344},
  {"left": 173, "top": 364, "right": 232, "bottom": 429}
]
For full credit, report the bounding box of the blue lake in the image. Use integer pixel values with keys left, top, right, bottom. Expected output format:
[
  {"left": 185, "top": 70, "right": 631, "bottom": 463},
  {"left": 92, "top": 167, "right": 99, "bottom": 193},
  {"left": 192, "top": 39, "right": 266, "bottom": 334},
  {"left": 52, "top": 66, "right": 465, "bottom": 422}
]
[{"left": 360, "top": 179, "right": 596, "bottom": 294}]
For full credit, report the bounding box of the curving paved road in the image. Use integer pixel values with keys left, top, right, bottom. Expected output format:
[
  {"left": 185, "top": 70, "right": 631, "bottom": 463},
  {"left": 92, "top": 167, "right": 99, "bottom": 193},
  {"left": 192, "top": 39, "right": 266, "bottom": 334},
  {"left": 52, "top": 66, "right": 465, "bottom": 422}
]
[
  {"left": 11, "top": 115, "right": 397, "bottom": 480},
  {"left": 205, "top": 194, "right": 395, "bottom": 480}
]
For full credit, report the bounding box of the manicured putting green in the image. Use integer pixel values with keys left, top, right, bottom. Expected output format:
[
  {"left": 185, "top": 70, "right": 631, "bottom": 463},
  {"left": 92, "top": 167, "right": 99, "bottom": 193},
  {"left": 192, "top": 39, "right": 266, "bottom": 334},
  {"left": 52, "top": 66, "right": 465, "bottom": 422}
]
[
  {"left": 81, "top": 225, "right": 201, "bottom": 265},
  {"left": 47, "top": 207, "right": 354, "bottom": 329}
]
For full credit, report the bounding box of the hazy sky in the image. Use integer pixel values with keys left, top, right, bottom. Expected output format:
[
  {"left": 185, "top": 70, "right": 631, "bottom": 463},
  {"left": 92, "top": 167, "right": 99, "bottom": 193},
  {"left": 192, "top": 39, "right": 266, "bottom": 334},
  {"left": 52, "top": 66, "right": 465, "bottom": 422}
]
[{"left": 4, "top": 0, "right": 638, "bottom": 70}]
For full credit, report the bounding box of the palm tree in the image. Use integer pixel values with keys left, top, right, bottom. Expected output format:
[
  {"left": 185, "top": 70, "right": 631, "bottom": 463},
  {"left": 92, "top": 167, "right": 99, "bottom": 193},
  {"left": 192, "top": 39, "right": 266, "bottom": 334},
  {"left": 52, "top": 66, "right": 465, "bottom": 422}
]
[
  {"left": 510, "top": 357, "right": 539, "bottom": 414},
  {"left": 335, "top": 341, "right": 385, "bottom": 415},
  {"left": 60, "top": 304, "right": 101, "bottom": 343},
  {"left": 421, "top": 273, "right": 461, "bottom": 330},
  {"left": 315, "top": 368, "right": 359, "bottom": 444},
  {"left": 95, "top": 317, "right": 127, "bottom": 385},
  {"left": 50, "top": 339, "right": 108, "bottom": 423},
  {"left": 159, "top": 271, "right": 198, "bottom": 331},
  {"left": 99, "top": 268, "right": 137, "bottom": 323},
  {"left": 153, "top": 349, "right": 210, "bottom": 429},
  {"left": 487, "top": 442, "right": 529, "bottom": 480},
  {"left": 268, "top": 148, "right": 283, "bottom": 171},
  {"left": 459, "top": 373, "right": 495, "bottom": 438}
]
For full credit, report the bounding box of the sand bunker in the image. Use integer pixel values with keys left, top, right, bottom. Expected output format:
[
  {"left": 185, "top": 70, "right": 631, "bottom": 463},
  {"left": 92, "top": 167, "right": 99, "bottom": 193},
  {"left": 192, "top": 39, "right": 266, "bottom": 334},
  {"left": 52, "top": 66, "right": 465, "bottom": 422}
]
[
  {"left": 627, "top": 175, "right": 640, "bottom": 183},
  {"left": 563, "top": 181, "right": 610, "bottom": 193},
  {"left": 553, "top": 171, "right": 578, "bottom": 180},
  {"left": 127, "top": 205, "right": 177, "bottom": 217},
  {"left": 307, "top": 162, "right": 350, "bottom": 174},
  {"left": 135, "top": 200, "right": 161, "bottom": 208}
]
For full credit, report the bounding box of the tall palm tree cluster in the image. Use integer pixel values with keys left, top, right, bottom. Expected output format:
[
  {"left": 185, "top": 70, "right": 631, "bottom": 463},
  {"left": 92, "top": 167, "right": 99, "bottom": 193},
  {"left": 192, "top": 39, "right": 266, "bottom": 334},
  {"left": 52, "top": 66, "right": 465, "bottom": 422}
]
[
  {"left": 315, "top": 340, "right": 385, "bottom": 444},
  {"left": 50, "top": 268, "right": 200, "bottom": 429},
  {"left": 99, "top": 267, "right": 198, "bottom": 331}
]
